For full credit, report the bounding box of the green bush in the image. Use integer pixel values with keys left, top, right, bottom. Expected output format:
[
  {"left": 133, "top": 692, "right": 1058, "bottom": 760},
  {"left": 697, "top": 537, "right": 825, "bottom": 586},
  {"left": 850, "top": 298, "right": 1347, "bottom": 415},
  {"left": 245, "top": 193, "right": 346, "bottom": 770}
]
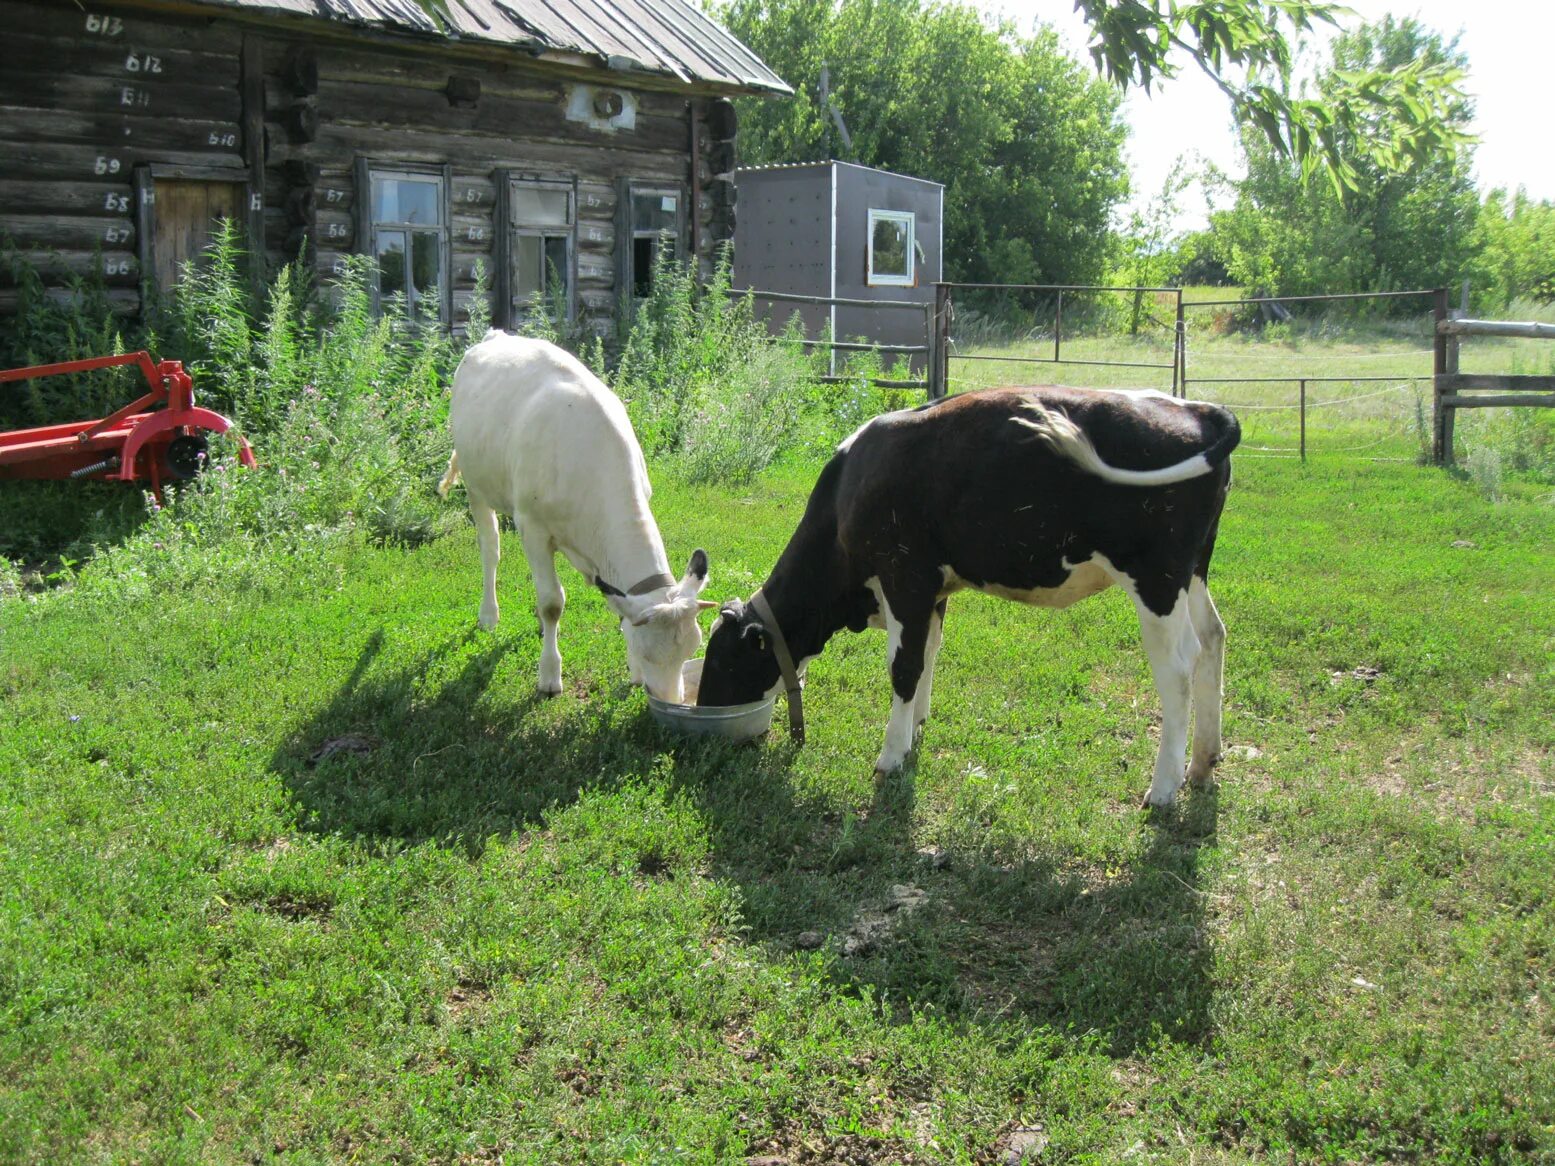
[{"left": 611, "top": 246, "right": 913, "bottom": 484}]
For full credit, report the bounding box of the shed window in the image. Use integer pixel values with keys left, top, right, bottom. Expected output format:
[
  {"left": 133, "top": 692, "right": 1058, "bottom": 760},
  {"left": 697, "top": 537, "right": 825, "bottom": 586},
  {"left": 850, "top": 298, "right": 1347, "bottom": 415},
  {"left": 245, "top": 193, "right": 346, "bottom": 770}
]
[
  {"left": 867, "top": 209, "right": 915, "bottom": 287},
  {"left": 509, "top": 179, "right": 574, "bottom": 317},
  {"left": 367, "top": 168, "right": 448, "bottom": 321},
  {"left": 629, "top": 187, "right": 682, "bottom": 297}
]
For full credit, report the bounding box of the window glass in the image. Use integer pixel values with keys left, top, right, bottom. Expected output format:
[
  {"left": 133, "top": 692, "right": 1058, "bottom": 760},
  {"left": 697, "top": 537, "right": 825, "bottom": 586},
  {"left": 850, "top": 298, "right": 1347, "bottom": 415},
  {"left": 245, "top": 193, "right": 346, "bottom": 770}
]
[
  {"left": 368, "top": 168, "right": 446, "bottom": 321},
  {"left": 509, "top": 180, "right": 574, "bottom": 316},
  {"left": 543, "top": 236, "right": 568, "bottom": 288},
  {"left": 376, "top": 230, "right": 407, "bottom": 298},
  {"left": 632, "top": 192, "right": 679, "bottom": 234},
  {"left": 870, "top": 212, "right": 912, "bottom": 281},
  {"left": 373, "top": 176, "right": 441, "bottom": 225},
  {"left": 510, "top": 185, "right": 571, "bottom": 227},
  {"left": 411, "top": 233, "right": 440, "bottom": 298}
]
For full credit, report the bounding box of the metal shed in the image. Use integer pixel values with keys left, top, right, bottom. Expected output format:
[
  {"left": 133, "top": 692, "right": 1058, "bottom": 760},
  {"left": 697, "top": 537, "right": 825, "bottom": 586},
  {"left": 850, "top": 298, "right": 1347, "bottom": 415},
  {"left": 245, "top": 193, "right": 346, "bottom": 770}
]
[{"left": 733, "top": 161, "right": 943, "bottom": 370}]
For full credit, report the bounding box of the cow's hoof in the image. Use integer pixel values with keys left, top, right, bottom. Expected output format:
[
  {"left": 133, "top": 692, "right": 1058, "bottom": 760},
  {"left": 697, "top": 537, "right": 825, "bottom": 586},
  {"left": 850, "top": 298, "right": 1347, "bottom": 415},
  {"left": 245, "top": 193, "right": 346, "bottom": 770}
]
[
  {"left": 1141, "top": 788, "right": 1177, "bottom": 810},
  {"left": 1187, "top": 763, "right": 1218, "bottom": 789}
]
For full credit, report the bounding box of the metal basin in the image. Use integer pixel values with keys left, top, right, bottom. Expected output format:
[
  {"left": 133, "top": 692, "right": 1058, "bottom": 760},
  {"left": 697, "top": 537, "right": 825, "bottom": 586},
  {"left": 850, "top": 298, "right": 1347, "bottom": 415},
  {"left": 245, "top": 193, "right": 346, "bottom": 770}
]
[{"left": 646, "top": 658, "right": 774, "bottom": 742}]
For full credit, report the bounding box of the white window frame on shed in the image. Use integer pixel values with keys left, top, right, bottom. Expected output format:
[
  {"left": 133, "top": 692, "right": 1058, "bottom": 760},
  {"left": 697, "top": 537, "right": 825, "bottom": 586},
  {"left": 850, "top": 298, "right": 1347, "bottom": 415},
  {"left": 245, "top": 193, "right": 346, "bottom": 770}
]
[{"left": 866, "top": 208, "right": 915, "bottom": 287}]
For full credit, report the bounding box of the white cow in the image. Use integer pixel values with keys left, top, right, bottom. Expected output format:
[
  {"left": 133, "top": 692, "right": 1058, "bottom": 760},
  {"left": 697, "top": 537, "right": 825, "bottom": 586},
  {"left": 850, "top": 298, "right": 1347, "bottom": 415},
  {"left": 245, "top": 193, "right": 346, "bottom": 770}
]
[{"left": 438, "top": 332, "right": 713, "bottom": 702}]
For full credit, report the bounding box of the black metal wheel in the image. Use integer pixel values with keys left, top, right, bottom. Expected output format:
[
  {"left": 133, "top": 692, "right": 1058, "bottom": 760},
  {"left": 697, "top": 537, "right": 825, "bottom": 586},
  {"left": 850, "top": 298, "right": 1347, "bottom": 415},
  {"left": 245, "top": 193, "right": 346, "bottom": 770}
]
[{"left": 164, "top": 434, "right": 209, "bottom": 480}]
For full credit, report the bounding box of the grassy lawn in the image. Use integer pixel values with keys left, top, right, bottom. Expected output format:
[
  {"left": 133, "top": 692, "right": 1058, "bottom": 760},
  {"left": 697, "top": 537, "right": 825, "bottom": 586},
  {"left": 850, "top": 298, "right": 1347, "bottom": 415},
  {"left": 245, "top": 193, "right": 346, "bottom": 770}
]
[{"left": 2, "top": 452, "right": 1553, "bottom": 1163}]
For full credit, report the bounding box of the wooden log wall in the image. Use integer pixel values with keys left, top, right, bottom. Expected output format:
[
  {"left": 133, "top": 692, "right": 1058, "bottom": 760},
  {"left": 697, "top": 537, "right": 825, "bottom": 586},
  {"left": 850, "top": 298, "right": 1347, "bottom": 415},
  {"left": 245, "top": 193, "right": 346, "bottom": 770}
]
[
  {"left": 0, "top": 0, "right": 248, "bottom": 314},
  {"left": 257, "top": 36, "right": 721, "bottom": 334},
  {"left": 1, "top": 0, "right": 742, "bottom": 334}
]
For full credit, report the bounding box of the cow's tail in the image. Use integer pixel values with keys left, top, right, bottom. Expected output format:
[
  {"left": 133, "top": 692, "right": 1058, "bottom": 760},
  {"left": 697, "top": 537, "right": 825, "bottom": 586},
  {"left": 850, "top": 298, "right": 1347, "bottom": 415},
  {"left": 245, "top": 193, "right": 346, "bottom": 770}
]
[
  {"left": 437, "top": 450, "right": 461, "bottom": 498},
  {"left": 1013, "top": 400, "right": 1239, "bottom": 487}
]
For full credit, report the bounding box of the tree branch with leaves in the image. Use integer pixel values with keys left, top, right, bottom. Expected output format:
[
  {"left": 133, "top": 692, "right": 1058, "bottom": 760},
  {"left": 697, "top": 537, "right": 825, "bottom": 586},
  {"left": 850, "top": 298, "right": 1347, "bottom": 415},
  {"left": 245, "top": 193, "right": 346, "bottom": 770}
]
[{"left": 1072, "top": 0, "right": 1472, "bottom": 194}]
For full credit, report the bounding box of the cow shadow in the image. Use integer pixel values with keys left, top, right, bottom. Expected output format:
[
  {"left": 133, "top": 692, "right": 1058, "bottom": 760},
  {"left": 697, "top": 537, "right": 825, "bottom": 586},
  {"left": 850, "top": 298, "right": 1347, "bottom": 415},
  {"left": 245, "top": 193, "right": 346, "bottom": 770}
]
[
  {"left": 276, "top": 633, "right": 1217, "bottom": 1055},
  {"left": 676, "top": 746, "right": 1220, "bottom": 1057}
]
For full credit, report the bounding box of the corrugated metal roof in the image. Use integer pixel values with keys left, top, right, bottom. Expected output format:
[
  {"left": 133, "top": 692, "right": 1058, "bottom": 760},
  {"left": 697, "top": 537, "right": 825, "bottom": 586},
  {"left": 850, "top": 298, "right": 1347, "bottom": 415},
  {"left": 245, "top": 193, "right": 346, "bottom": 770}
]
[{"left": 193, "top": 0, "right": 790, "bottom": 94}]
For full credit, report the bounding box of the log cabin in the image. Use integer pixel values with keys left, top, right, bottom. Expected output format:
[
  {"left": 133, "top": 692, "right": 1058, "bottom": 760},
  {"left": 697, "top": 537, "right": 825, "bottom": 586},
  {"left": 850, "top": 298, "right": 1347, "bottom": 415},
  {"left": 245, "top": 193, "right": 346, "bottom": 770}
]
[{"left": 0, "top": 0, "right": 788, "bottom": 335}]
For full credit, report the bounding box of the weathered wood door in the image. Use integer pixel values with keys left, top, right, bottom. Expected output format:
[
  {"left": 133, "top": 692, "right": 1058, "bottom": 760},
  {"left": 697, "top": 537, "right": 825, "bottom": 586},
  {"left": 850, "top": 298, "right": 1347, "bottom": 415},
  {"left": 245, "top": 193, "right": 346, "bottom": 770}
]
[{"left": 151, "top": 180, "right": 244, "bottom": 293}]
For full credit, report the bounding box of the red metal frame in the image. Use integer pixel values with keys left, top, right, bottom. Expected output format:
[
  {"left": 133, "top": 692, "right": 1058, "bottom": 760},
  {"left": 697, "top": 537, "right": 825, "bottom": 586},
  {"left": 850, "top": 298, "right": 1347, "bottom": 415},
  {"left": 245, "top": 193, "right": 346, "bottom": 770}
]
[{"left": 0, "top": 350, "right": 256, "bottom": 498}]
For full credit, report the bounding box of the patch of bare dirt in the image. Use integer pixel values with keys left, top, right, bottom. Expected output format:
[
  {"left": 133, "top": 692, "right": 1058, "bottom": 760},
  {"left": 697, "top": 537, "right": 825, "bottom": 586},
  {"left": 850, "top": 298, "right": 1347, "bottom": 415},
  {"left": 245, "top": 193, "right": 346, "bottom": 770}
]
[{"left": 745, "top": 1119, "right": 936, "bottom": 1165}]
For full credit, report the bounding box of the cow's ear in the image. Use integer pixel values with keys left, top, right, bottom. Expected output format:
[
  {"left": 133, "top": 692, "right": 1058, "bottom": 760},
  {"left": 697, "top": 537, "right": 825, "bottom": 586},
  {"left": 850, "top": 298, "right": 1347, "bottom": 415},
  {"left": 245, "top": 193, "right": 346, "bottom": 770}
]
[{"left": 742, "top": 621, "right": 768, "bottom": 654}]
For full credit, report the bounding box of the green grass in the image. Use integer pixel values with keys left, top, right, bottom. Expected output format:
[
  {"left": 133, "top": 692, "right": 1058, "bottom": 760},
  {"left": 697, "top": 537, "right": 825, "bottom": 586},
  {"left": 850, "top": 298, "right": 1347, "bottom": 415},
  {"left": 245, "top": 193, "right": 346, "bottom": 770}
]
[{"left": 2, "top": 453, "right": 1553, "bottom": 1163}]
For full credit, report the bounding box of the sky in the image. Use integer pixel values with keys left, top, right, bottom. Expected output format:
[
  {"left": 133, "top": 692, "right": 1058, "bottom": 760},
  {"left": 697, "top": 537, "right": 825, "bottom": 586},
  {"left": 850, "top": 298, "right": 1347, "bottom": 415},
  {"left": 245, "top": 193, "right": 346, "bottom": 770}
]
[{"left": 983, "top": 1, "right": 1555, "bottom": 231}]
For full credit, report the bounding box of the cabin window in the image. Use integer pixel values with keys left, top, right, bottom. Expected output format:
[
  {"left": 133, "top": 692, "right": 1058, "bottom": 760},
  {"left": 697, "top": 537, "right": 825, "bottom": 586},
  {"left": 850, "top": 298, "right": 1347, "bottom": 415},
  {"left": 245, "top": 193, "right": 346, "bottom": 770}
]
[
  {"left": 867, "top": 209, "right": 915, "bottom": 287},
  {"left": 508, "top": 179, "right": 574, "bottom": 318},
  {"left": 366, "top": 168, "right": 448, "bottom": 321},
  {"left": 627, "top": 187, "right": 682, "bottom": 297}
]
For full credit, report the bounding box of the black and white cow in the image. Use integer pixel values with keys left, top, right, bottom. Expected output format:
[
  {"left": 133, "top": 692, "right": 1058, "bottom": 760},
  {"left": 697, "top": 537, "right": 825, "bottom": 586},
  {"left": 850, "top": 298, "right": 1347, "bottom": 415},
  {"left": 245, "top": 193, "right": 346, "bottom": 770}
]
[{"left": 697, "top": 385, "right": 1240, "bottom": 808}]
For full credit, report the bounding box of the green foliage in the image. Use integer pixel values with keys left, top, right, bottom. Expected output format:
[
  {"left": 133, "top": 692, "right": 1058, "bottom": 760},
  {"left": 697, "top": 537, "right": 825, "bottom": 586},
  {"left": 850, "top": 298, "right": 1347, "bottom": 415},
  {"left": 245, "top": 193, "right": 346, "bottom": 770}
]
[
  {"left": 1473, "top": 189, "right": 1555, "bottom": 312},
  {"left": 0, "top": 226, "right": 471, "bottom": 594},
  {"left": 718, "top": 0, "right": 1128, "bottom": 287},
  {"left": 1204, "top": 17, "right": 1481, "bottom": 305},
  {"left": 611, "top": 246, "right": 902, "bottom": 484},
  {"left": 0, "top": 245, "right": 138, "bottom": 428},
  {"left": 1072, "top": 0, "right": 1472, "bottom": 195}
]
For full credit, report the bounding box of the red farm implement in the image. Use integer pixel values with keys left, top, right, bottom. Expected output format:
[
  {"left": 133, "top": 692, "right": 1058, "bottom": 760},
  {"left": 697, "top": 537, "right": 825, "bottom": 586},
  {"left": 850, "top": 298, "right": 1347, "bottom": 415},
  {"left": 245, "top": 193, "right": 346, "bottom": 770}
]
[{"left": 0, "top": 351, "right": 255, "bottom": 497}]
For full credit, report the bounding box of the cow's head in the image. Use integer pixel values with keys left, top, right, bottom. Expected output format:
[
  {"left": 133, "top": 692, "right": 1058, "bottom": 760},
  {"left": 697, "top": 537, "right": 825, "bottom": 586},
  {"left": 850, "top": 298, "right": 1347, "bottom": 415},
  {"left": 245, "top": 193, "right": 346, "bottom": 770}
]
[
  {"left": 596, "top": 549, "right": 714, "bottom": 703},
  {"left": 696, "top": 597, "right": 782, "bottom": 707}
]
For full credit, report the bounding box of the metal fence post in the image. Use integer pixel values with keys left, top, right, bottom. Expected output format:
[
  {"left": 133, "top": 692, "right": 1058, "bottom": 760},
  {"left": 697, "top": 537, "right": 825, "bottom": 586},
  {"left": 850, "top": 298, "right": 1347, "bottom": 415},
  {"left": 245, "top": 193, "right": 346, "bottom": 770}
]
[
  {"left": 1432, "top": 286, "right": 1451, "bottom": 464},
  {"left": 930, "top": 282, "right": 950, "bottom": 399},
  {"left": 1299, "top": 379, "right": 1307, "bottom": 462},
  {"left": 1173, "top": 291, "right": 1185, "bottom": 397}
]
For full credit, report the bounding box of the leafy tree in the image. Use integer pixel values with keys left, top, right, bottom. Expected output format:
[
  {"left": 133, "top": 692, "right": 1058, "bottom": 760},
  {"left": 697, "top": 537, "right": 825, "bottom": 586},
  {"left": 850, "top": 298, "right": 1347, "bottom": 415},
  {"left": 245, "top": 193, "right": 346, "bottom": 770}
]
[
  {"left": 1071, "top": 0, "right": 1469, "bottom": 194},
  {"left": 719, "top": 0, "right": 1128, "bottom": 286},
  {"left": 1204, "top": 17, "right": 1481, "bottom": 300},
  {"left": 1474, "top": 189, "right": 1555, "bottom": 311}
]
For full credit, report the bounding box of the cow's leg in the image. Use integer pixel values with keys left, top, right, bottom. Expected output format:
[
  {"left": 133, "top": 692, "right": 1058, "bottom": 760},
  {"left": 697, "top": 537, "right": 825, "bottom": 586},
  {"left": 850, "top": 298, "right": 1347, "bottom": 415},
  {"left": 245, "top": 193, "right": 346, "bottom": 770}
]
[
  {"left": 517, "top": 523, "right": 565, "bottom": 696},
  {"left": 870, "top": 581, "right": 936, "bottom": 774},
  {"left": 914, "top": 599, "right": 948, "bottom": 727},
  {"left": 1186, "top": 576, "right": 1226, "bottom": 786},
  {"left": 1132, "top": 589, "right": 1202, "bottom": 808},
  {"left": 470, "top": 494, "right": 502, "bottom": 631}
]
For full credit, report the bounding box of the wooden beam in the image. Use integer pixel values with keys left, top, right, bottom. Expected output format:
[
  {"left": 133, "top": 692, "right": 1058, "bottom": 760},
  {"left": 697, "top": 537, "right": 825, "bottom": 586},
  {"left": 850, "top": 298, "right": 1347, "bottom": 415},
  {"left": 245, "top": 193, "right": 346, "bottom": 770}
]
[
  {"left": 1437, "top": 318, "right": 1555, "bottom": 340},
  {"left": 1436, "top": 373, "right": 1555, "bottom": 392},
  {"left": 1439, "top": 394, "right": 1555, "bottom": 408}
]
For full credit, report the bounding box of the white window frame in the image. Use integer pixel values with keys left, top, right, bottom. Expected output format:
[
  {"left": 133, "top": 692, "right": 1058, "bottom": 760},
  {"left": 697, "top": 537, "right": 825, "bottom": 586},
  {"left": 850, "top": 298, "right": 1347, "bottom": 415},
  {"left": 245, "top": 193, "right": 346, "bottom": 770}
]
[
  {"left": 625, "top": 184, "right": 685, "bottom": 299},
  {"left": 506, "top": 176, "right": 576, "bottom": 320},
  {"left": 867, "top": 208, "right": 915, "bottom": 287},
  {"left": 361, "top": 163, "right": 451, "bottom": 323}
]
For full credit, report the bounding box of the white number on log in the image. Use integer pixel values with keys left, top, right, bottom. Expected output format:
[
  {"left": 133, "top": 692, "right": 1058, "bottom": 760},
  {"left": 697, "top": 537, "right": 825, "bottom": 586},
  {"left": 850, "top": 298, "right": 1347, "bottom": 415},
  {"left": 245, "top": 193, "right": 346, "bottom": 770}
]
[
  {"left": 464, "top": 189, "right": 482, "bottom": 203},
  {"left": 85, "top": 13, "right": 125, "bottom": 35},
  {"left": 325, "top": 222, "right": 347, "bottom": 239},
  {"left": 140, "top": 187, "right": 155, "bottom": 205},
  {"left": 104, "top": 225, "right": 131, "bottom": 244},
  {"left": 94, "top": 156, "right": 122, "bottom": 175},
  {"left": 585, "top": 194, "right": 602, "bottom": 208},
  {"left": 119, "top": 86, "right": 150, "bottom": 108},
  {"left": 332, "top": 259, "right": 349, "bottom": 275},
  {"left": 250, "top": 193, "right": 263, "bottom": 211},
  {"left": 586, "top": 227, "right": 603, "bottom": 242},
  {"left": 325, "top": 188, "right": 344, "bottom": 203},
  {"left": 124, "top": 53, "right": 163, "bottom": 74},
  {"left": 466, "top": 226, "right": 486, "bottom": 242},
  {"left": 105, "top": 259, "right": 132, "bottom": 276},
  {"left": 104, "top": 192, "right": 129, "bottom": 212},
  {"left": 207, "top": 131, "right": 237, "bottom": 148}
]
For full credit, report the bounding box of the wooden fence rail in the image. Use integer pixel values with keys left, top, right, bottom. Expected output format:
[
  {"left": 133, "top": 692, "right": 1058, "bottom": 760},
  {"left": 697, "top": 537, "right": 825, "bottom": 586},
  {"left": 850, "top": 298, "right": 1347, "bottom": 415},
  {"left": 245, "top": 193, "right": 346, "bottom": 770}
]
[{"left": 1433, "top": 316, "right": 1555, "bottom": 464}]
